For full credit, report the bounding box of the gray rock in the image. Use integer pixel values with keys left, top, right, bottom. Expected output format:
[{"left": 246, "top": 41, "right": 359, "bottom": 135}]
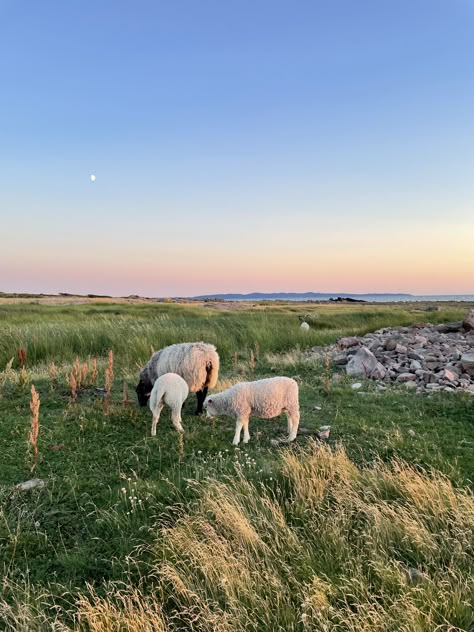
[
  {"left": 351, "top": 382, "right": 363, "bottom": 390},
  {"left": 462, "top": 309, "right": 474, "bottom": 331},
  {"left": 370, "top": 362, "right": 386, "bottom": 380},
  {"left": 461, "top": 353, "right": 474, "bottom": 377},
  {"left": 338, "top": 336, "right": 361, "bottom": 349},
  {"left": 15, "top": 479, "right": 45, "bottom": 491},
  {"left": 384, "top": 338, "right": 398, "bottom": 351},
  {"left": 397, "top": 373, "right": 417, "bottom": 383},
  {"left": 346, "top": 347, "right": 379, "bottom": 378},
  {"left": 408, "top": 351, "right": 424, "bottom": 361}
]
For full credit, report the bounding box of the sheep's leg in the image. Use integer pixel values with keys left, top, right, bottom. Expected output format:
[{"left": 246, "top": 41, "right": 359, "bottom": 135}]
[
  {"left": 151, "top": 404, "right": 163, "bottom": 436},
  {"left": 232, "top": 416, "right": 246, "bottom": 446},
  {"left": 171, "top": 406, "right": 184, "bottom": 433},
  {"left": 242, "top": 418, "right": 250, "bottom": 444},
  {"left": 286, "top": 410, "right": 300, "bottom": 442},
  {"left": 195, "top": 387, "right": 208, "bottom": 415}
]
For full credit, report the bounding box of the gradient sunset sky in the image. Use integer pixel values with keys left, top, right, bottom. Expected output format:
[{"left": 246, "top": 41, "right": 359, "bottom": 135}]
[{"left": 1, "top": 0, "right": 473, "bottom": 296}]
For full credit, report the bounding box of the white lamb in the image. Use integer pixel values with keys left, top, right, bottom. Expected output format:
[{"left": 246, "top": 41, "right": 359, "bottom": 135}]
[
  {"left": 148, "top": 373, "right": 189, "bottom": 436},
  {"left": 136, "top": 342, "right": 219, "bottom": 414},
  {"left": 203, "top": 376, "right": 300, "bottom": 445}
]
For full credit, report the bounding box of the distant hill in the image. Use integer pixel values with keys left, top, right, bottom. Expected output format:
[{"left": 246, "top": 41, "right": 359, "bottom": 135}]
[{"left": 192, "top": 292, "right": 414, "bottom": 301}]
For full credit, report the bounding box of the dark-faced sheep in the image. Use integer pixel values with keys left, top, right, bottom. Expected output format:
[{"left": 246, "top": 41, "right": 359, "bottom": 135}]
[{"left": 136, "top": 342, "right": 219, "bottom": 414}]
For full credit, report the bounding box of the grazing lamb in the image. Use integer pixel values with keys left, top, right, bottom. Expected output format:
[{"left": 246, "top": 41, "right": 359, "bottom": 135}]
[
  {"left": 149, "top": 373, "right": 189, "bottom": 436},
  {"left": 203, "top": 376, "right": 299, "bottom": 445},
  {"left": 136, "top": 342, "right": 219, "bottom": 414}
]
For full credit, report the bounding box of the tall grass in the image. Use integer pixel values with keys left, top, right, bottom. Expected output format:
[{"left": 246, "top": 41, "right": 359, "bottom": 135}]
[
  {"left": 2, "top": 445, "right": 471, "bottom": 630},
  {"left": 144, "top": 444, "right": 473, "bottom": 631},
  {"left": 0, "top": 302, "right": 468, "bottom": 369}
]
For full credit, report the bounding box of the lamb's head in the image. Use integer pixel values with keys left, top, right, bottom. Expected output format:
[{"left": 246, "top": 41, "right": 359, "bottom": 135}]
[
  {"left": 135, "top": 377, "right": 153, "bottom": 407},
  {"left": 203, "top": 395, "right": 220, "bottom": 418}
]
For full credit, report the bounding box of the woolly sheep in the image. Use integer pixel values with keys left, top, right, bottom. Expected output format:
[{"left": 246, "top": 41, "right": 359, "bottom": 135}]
[
  {"left": 136, "top": 342, "right": 219, "bottom": 414},
  {"left": 148, "top": 373, "right": 189, "bottom": 436},
  {"left": 203, "top": 376, "right": 300, "bottom": 445}
]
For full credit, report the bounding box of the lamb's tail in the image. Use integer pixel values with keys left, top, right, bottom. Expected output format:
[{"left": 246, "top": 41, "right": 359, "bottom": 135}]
[{"left": 150, "top": 381, "right": 167, "bottom": 409}]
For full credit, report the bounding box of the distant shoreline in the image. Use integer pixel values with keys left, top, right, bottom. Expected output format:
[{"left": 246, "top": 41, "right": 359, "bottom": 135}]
[
  {"left": 193, "top": 292, "right": 474, "bottom": 303},
  {"left": 1, "top": 291, "right": 474, "bottom": 304}
]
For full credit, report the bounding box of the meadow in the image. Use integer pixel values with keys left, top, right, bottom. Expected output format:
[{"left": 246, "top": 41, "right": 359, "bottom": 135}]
[{"left": 0, "top": 299, "right": 473, "bottom": 631}]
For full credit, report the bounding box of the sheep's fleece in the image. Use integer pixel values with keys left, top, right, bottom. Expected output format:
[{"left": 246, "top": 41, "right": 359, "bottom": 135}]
[
  {"left": 204, "top": 376, "right": 300, "bottom": 445},
  {"left": 141, "top": 342, "right": 219, "bottom": 390},
  {"left": 149, "top": 372, "right": 189, "bottom": 436}
]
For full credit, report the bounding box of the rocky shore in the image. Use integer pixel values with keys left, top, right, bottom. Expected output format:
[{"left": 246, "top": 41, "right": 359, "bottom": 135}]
[{"left": 315, "top": 310, "right": 474, "bottom": 394}]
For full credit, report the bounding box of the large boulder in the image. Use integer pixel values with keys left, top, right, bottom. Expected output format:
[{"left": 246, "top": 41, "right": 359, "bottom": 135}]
[
  {"left": 462, "top": 310, "right": 474, "bottom": 332},
  {"left": 346, "top": 347, "right": 379, "bottom": 378}
]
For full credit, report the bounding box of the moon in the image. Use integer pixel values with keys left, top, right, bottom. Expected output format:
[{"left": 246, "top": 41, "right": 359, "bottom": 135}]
[{"left": 90, "top": 174, "right": 96, "bottom": 182}]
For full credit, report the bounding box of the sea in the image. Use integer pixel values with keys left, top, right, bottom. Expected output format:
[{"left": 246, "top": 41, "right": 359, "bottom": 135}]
[{"left": 202, "top": 294, "right": 474, "bottom": 303}]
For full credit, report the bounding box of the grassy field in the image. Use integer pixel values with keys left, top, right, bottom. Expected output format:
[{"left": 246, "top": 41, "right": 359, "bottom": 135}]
[{"left": 0, "top": 300, "right": 473, "bottom": 631}]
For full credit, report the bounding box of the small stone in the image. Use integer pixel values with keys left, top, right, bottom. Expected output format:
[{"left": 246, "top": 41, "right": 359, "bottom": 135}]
[
  {"left": 15, "top": 479, "right": 45, "bottom": 492},
  {"left": 338, "top": 336, "right": 360, "bottom": 349},
  {"left": 317, "top": 426, "right": 331, "bottom": 440},
  {"left": 414, "top": 335, "right": 427, "bottom": 345},
  {"left": 395, "top": 343, "right": 408, "bottom": 354},
  {"left": 408, "top": 429, "right": 415, "bottom": 436},
  {"left": 384, "top": 338, "right": 398, "bottom": 351},
  {"left": 351, "top": 382, "right": 363, "bottom": 390},
  {"left": 461, "top": 353, "right": 474, "bottom": 377},
  {"left": 442, "top": 369, "right": 456, "bottom": 382},
  {"left": 397, "top": 373, "right": 416, "bottom": 382}
]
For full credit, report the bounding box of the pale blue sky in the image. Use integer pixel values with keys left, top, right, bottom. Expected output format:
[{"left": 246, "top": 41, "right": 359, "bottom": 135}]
[{"left": 1, "top": 0, "right": 473, "bottom": 295}]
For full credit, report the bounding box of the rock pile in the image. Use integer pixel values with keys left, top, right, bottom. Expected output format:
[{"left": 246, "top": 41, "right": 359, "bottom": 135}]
[{"left": 330, "top": 316, "right": 474, "bottom": 394}]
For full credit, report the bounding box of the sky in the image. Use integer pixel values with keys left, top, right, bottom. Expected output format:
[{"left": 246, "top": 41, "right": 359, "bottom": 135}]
[{"left": 1, "top": 0, "right": 473, "bottom": 297}]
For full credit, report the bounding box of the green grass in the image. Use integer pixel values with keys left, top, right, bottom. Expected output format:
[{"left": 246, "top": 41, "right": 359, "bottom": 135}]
[
  {"left": 0, "top": 301, "right": 473, "bottom": 630},
  {"left": 0, "top": 300, "right": 468, "bottom": 369}
]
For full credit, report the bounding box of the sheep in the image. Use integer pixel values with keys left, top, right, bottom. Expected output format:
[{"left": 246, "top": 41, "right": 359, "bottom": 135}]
[
  {"left": 148, "top": 373, "right": 189, "bottom": 436},
  {"left": 203, "top": 376, "right": 299, "bottom": 445},
  {"left": 136, "top": 342, "right": 219, "bottom": 414}
]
